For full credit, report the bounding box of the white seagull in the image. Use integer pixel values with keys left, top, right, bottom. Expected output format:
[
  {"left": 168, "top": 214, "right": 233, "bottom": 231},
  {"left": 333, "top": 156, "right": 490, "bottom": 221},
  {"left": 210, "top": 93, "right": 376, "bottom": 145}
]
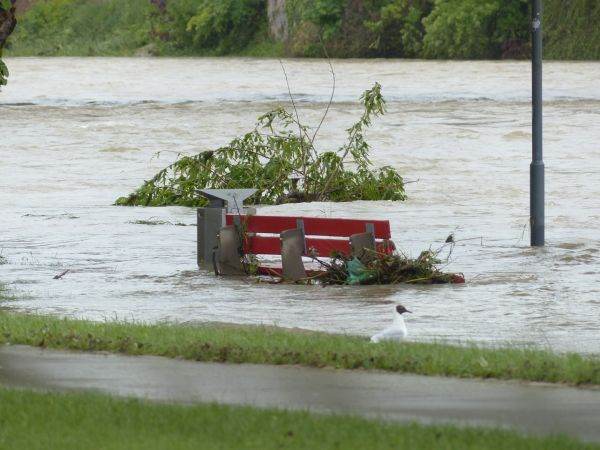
[{"left": 370, "top": 304, "right": 411, "bottom": 343}]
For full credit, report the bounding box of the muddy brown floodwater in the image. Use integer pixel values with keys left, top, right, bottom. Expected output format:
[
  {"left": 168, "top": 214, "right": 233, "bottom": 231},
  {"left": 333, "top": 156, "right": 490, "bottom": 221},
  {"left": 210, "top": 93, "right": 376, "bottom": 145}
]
[{"left": 1, "top": 57, "right": 599, "bottom": 353}]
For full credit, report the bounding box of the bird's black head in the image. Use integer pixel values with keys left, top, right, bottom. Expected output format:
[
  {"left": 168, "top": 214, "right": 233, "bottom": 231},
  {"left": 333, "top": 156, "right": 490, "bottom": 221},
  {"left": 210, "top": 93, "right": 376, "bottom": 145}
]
[{"left": 396, "top": 305, "right": 412, "bottom": 315}]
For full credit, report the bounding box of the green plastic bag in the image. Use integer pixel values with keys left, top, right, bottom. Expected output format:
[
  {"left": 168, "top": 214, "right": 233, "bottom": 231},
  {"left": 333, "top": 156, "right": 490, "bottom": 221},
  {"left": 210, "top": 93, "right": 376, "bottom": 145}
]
[{"left": 346, "top": 257, "right": 376, "bottom": 285}]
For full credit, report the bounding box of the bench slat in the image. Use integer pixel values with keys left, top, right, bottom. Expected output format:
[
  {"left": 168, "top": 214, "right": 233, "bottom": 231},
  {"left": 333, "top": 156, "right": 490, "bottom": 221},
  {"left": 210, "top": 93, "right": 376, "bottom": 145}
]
[
  {"left": 245, "top": 236, "right": 351, "bottom": 256},
  {"left": 244, "top": 236, "right": 394, "bottom": 257},
  {"left": 227, "top": 214, "right": 391, "bottom": 239}
]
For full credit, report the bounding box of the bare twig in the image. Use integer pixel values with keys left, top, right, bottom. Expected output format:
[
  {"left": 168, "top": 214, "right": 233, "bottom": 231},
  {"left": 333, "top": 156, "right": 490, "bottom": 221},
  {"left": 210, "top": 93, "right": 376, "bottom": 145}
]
[
  {"left": 279, "top": 60, "right": 308, "bottom": 177},
  {"left": 311, "top": 39, "right": 336, "bottom": 147}
]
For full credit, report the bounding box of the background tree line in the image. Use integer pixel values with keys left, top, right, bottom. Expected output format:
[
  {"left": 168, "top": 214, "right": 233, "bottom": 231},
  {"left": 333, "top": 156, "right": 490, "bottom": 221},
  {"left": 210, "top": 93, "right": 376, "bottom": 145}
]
[{"left": 3, "top": 0, "right": 600, "bottom": 60}]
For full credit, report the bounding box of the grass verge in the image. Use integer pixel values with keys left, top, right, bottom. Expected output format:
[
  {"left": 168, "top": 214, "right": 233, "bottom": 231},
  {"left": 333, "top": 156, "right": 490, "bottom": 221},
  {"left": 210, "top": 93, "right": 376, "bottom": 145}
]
[
  {"left": 1, "top": 310, "right": 599, "bottom": 386},
  {"left": 0, "top": 387, "right": 597, "bottom": 450}
]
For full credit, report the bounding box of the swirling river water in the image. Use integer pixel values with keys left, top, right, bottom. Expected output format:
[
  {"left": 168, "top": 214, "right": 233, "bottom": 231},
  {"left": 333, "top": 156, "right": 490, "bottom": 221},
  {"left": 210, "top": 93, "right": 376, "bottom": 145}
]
[{"left": 1, "top": 57, "right": 599, "bottom": 353}]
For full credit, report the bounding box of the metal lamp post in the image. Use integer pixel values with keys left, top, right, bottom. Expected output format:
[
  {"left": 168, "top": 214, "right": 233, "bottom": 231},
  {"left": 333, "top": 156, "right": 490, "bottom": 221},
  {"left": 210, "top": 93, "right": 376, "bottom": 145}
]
[{"left": 531, "top": 0, "right": 545, "bottom": 246}]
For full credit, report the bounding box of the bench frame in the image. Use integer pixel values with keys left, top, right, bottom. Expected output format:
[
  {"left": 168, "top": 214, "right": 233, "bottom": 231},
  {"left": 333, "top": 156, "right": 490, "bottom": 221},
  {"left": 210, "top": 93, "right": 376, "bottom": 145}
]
[{"left": 210, "top": 213, "right": 396, "bottom": 281}]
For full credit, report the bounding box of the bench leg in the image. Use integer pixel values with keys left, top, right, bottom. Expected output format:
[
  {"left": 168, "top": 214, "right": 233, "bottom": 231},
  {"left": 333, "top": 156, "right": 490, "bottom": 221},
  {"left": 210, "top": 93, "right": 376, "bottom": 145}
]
[
  {"left": 281, "top": 229, "right": 307, "bottom": 281},
  {"left": 197, "top": 207, "right": 226, "bottom": 268},
  {"left": 350, "top": 232, "right": 376, "bottom": 262},
  {"left": 216, "top": 225, "right": 245, "bottom": 276}
]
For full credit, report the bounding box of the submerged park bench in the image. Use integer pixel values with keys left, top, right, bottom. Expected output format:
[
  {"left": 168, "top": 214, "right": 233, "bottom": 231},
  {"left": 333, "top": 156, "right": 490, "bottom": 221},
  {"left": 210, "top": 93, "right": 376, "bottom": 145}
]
[{"left": 196, "top": 189, "right": 396, "bottom": 281}]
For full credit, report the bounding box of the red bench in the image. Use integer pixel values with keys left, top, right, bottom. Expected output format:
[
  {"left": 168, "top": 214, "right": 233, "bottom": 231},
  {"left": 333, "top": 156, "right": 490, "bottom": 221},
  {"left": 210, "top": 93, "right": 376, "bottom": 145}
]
[{"left": 216, "top": 213, "right": 396, "bottom": 280}]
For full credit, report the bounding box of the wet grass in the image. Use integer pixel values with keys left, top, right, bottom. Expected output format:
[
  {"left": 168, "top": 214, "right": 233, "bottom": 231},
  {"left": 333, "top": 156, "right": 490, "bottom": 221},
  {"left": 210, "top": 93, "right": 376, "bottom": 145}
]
[
  {"left": 1, "top": 310, "right": 600, "bottom": 386},
  {"left": 0, "top": 387, "right": 596, "bottom": 450}
]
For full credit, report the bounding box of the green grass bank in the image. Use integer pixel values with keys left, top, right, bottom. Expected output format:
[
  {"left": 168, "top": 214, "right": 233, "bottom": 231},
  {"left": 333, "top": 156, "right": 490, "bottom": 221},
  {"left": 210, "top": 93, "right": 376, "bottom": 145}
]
[
  {"left": 5, "top": 0, "right": 599, "bottom": 60},
  {"left": 0, "top": 387, "right": 597, "bottom": 450},
  {"left": 1, "top": 310, "right": 600, "bottom": 386}
]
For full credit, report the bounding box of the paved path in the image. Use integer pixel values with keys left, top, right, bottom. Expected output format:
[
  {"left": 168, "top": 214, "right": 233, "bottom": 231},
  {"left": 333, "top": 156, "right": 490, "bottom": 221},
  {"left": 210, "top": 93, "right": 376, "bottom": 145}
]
[{"left": 1, "top": 345, "right": 600, "bottom": 442}]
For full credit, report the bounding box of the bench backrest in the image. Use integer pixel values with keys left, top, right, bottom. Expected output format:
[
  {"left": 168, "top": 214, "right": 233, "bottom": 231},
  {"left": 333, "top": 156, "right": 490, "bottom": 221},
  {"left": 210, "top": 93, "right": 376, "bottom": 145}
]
[{"left": 225, "top": 214, "right": 392, "bottom": 257}]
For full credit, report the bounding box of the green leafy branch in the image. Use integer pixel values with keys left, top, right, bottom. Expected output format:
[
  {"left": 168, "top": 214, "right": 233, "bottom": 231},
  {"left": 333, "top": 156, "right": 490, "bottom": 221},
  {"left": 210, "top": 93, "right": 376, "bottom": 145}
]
[{"left": 116, "top": 82, "right": 406, "bottom": 208}]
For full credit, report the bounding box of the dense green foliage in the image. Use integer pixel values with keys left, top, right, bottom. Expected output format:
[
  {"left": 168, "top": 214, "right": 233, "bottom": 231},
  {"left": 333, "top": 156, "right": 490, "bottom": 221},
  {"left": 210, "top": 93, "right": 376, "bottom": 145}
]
[
  {"left": 544, "top": 0, "right": 600, "bottom": 60},
  {"left": 2, "top": 388, "right": 596, "bottom": 450},
  {"left": 186, "top": 0, "right": 265, "bottom": 53},
  {"left": 8, "top": 0, "right": 152, "bottom": 56},
  {"left": 422, "top": 0, "right": 529, "bottom": 59},
  {"left": 365, "top": 0, "right": 432, "bottom": 58},
  {"left": 152, "top": 0, "right": 270, "bottom": 55},
  {"left": 5, "top": 0, "right": 600, "bottom": 59},
  {"left": 2, "top": 310, "right": 600, "bottom": 385},
  {"left": 115, "top": 83, "right": 406, "bottom": 207},
  {"left": 6, "top": 0, "right": 273, "bottom": 56},
  {"left": 285, "top": 0, "right": 530, "bottom": 58}
]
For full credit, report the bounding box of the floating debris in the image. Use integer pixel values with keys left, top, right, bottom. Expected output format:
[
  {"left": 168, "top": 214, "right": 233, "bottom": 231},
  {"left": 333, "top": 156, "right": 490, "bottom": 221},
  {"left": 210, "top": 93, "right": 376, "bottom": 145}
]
[
  {"left": 129, "top": 219, "right": 192, "bottom": 226},
  {"left": 312, "top": 249, "right": 464, "bottom": 286},
  {"left": 53, "top": 269, "right": 70, "bottom": 280}
]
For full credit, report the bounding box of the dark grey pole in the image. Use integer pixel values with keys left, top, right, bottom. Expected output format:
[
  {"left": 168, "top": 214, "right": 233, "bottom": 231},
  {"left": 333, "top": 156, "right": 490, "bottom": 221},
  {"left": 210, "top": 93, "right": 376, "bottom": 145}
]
[{"left": 531, "top": 0, "right": 545, "bottom": 246}]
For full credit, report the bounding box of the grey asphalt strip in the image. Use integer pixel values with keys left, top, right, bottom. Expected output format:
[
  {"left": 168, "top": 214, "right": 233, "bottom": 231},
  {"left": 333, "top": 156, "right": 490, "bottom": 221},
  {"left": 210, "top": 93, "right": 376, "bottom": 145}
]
[{"left": 1, "top": 345, "right": 600, "bottom": 442}]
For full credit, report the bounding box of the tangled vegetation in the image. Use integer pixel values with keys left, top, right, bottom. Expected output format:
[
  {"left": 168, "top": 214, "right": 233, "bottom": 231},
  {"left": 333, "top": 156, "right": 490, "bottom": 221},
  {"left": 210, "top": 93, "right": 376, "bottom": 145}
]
[
  {"left": 314, "top": 249, "right": 463, "bottom": 285},
  {"left": 5, "top": 0, "right": 599, "bottom": 60},
  {"left": 116, "top": 82, "right": 406, "bottom": 207}
]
